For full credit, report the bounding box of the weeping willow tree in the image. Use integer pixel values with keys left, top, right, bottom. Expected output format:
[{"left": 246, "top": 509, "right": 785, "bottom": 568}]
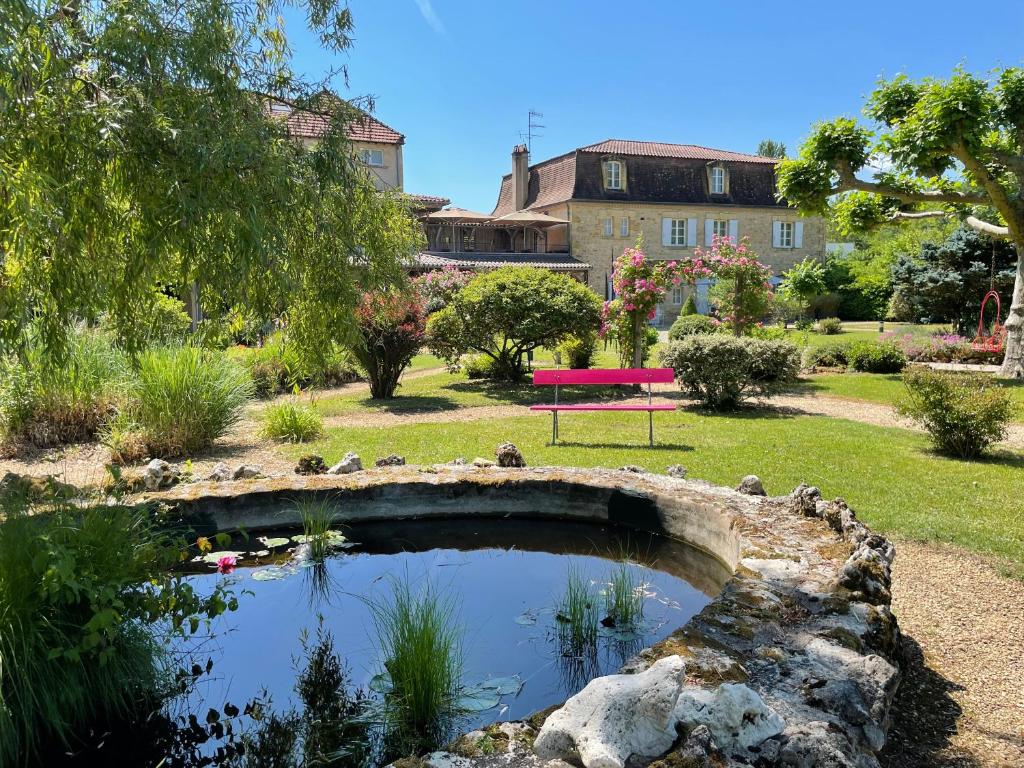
[
  {"left": 778, "top": 67, "right": 1024, "bottom": 378},
  {"left": 0, "top": 0, "right": 423, "bottom": 361}
]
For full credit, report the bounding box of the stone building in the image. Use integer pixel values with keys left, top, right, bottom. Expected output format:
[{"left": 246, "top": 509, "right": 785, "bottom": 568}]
[{"left": 491, "top": 140, "right": 826, "bottom": 325}]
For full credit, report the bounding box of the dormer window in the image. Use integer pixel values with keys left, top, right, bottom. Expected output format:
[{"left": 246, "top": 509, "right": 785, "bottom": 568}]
[
  {"left": 710, "top": 166, "right": 726, "bottom": 194},
  {"left": 604, "top": 160, "right": 622, "bottom": 190},
  {"left": 270, "top": 102, "right": 291, "bottom": 115}
]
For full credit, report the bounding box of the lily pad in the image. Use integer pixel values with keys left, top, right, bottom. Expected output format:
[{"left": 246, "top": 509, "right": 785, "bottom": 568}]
[
  {"left": 252, "top": 566, "right": 291, "bottom": 582},
  {"left": 514, "top": 611, "right": 538, "bottom": 626},
  {"left": 258, "top": 537, "right": 291, "bottom": 548},
  {"left": 291, "top": 531, "right": 348, "bottom": 545},
  {"left": 478, "top": 676, "right": 523, "bottom": 696},
  {"left": 202, "top": 550, "right": 244, "bottom": 564},
  {"left": 456, "top": 688, "right": 501, "bottom": 712}
]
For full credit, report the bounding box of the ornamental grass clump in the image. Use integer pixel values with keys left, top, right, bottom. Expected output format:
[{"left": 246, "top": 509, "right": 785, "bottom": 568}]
[
  {"left": 262, "top": 400, "right": 324, "bottom": 443},
  {"left": 370, "top": 577, "right": 462, "bottom": 757},
  {"left": 603, "top": 562, "right": 644, "bottom": 629},
  {"left": 128, "top": 346, "right": 253, "bottom": 456},
  {"left": 556, "top": 565, "right": 599, "bottom": 657},
  {"left": 896, "top": 369, "right": 1015, "bottom": 459}
]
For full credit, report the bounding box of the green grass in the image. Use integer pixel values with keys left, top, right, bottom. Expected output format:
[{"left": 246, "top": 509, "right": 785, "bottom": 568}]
[
  {"left": 291, "top": 408, "right": 1024, "bottom": 574},
  {"left": 295, "top": 498, "right": 337, "bottom": 561},
  {"left": 603, "top": 562, "right": 644, "bottom": 629},
  {"left": 793, "top": 372, "right": 1024, "bottom": 420},
  {"left": 557, "top": 565, "right": 599, "bottom": 656}
]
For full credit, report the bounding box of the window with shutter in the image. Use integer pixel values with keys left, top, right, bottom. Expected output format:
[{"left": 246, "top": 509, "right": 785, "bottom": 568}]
[
  {"left": 687, "top": 218, "right": 698, "bottom": 247},
  {"left": 728, "top": 219, "right": 739, "bottom": 242},
  {"left": 669, "top": 219, "right": 687, "bottom": 246},
  {"left": 794, "top": 221, "right": 804, "bottom": 248},
  {"left": 620, "top": 217, "right": 629, "bottom": 237},
  {"left": 778, "top": 221, "right": 794, "bottom": 248},
  {"left": 602, "top": 217, "right": 613, "bottom": 237},
  {"left": 712, "top": 219, "right": 729, "bottom": 240}
]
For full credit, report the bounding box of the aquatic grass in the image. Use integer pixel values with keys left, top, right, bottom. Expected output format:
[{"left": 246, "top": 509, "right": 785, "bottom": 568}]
[
  {"left": 603, "top": 561, "right": 645, "bottom": 629},
  {"left": 261, "top": 399, "right": 324, "bottom": 443},
  {"left": 369, "top": 576, "right": 462, "bottom": 757},
  {"left": 556, "top": 565, "right": 599, "bottom": 657},
  {"left": 296, "top": 498, "right": 338, "bottom": 562}
]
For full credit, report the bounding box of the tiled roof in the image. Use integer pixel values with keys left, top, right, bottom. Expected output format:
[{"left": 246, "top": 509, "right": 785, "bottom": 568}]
[
  {"left": 284, "top": 108, "right": 404, "bottom": 145},
  {"left": 406, "top": 193, "right": 451, "bottom": 213},
  {"left": 579, "top": 139, "right": 777, "bottom": 164},
  {"left": 414, "top": 252, "right": 590, "bottom": 271},
  {"left": 492, "top": 152, "right": 577, "bottom": 215}
]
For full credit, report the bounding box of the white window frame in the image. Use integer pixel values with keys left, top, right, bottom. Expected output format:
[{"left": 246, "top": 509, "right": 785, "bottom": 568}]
[
  {"left": 779, "top": 221, "right": 794, "bottom": 248},
  {"left": 671, "top": 286, "right": 684, "bottom": 304},
  {"left": 670, "top": 218, "right": 687, "bottom": 246},
  {"left": 619, "top": 217, "right": 629, "bottom": 237},
  {"left": 710, "top": 166, "right": 726, "bottom": 194},
  {"left": 605, "top": 161, "right": 622, "bottom": 190},
  {"left": 712, "top": 219, "right": 729, "bottom": 239},
  {"left": 361, "top": 149, "right": 385, "bottom": 167},
  {"left": 602, "top": 217, "right": 614, "bottom": 237}
]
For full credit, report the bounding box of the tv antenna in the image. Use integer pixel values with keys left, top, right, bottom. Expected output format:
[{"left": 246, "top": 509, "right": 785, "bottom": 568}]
[{"left": 519, "top": 109, "right": 545, "bottom": 156}]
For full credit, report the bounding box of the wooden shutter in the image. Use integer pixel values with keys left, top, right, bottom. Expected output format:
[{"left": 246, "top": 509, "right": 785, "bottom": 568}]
[
  {"left": 794, "top": 221, "right": 804, "bottom": 248},
  {"left": 687, "top": 218, "right": 698, "bottom": 247},
  {"left": 728, "top": 219, "right": 739, "bottom": 242},
  {"left": 704, "top": 219, "right": 714, "bottom": 246},
  {"left": 772, "top": 221, "right": 783, "bottom": 248},
  {"left": 662, "top": 218, "right": 672, "bottom": 246}
]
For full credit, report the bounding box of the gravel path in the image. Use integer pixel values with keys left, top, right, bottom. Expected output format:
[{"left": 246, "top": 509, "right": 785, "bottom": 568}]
[{"left": 882, "top": 539, "right": 1024, "bottom": 767}]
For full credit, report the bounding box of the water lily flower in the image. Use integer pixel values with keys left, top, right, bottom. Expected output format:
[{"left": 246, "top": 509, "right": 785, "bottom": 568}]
[{"left": 217, "top": 555, "right": 237, "bottom": 574}]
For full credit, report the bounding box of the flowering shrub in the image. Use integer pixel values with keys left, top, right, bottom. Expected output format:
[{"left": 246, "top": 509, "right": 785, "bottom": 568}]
[
  {"left": 699, "top": 237, "right": 773, "bottom": 335},
  {"left": 879, "top": 331, "right": 977, "bottom": 364},
  {"left": 350, "top": 290, "right": 426, "bottom": 399},
  {"left": 413, "top": 267, "right": 470, "bottom": 313}
]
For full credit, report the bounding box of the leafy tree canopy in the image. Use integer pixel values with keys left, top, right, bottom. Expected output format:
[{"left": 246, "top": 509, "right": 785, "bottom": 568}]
[
  {"left": 0, "top": 0, "right": 422, "bottom": 362},
  {"left": 426, "top": 267, "right": 601, "bottom": 380},
  {"left": 777, "top": 67, "right": 1024, "bottom": 376},
  {"left": 757, "top": 139, "right": 787, "bottom": 159}
]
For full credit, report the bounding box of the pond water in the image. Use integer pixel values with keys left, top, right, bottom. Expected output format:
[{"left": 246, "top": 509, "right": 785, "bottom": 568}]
[{"left": 173, "top": 517, "right": 728, "bottom": 737}]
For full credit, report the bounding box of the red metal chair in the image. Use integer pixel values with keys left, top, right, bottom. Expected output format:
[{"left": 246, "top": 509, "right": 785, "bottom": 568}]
[{"left": 971, "top": 290, "right": 1007, "bottom": 354}]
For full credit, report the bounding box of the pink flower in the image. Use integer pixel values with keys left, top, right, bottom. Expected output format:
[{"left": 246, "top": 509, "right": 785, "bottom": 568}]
[
  {"left": 217, "top": 555, "right": 237, "bottom": 575},
  {"left": 647, "top": 310, "right": 656, "bottom": 320}
]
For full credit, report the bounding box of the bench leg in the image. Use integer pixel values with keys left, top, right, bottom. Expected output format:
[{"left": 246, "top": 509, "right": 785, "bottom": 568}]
[
  {"left": 649, "top": 411, "right": 654, "bottom": 447},
  {"left": 551, "top": 411, "right": 558, "bottom": 445}
]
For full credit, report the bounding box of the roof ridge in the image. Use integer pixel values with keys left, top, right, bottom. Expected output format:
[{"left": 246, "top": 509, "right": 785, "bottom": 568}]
[
  {"left": 348, "top": 107, "right": 406, "bottom": 141},
  {"left": 580, "top": 138, "right": 769, "bottom": 159}
]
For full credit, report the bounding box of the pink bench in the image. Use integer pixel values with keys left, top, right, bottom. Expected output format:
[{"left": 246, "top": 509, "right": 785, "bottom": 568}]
[{"left": 530, "top": 368, "right": 676, "bottom": 446}]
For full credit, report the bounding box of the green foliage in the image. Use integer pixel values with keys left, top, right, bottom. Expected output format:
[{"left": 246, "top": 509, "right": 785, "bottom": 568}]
[
  {"left": 557, "top": 565, "right": 599, "bottom": 657},
  {"left": 659, "top": 336, "right": 800, "bottom": 409},
  {"left": 897, "top": 369, "right": 1015, "bottom": 458},
  {"left": 0, "top": 0, "right": 421, "bottom": 360},
  {"left": 780, "top": 257, "right": 828, "bottom": 311},
  {"left": 555, "top": 330, "right": 598, "bottom": 369},
  {"left": 261, "top": 400, "right": 324, "bottom": 443},
  {"left": 847, "top": 341, "right": 908, "bottom": 374},
  {"left": 815, "top": 318, "right": 843, "bottom": 335},
  {"left": 890, "top": 226, "right": 1017, "bottom": 331},
  {"left": 0, "top": 495, "right": 236, "bottom": 763},
  {"left": 756, "top": 139, "right": 787, "bottom": 158},
  {"left": 370, "top": 577, "right": 461, "bottom": 757},
  {"left": 349, "top": 290, "right": 426, "bottom": 399},
  {"left": 680, "top": 293, "right": 698, "bottom": 317},
  {"left": 803, "top": 341, "right": 854, "bottom": 369},
  {"left": 296, "top": 499, "right": 338, "bottom": 562},
  {"left": 0, "top": 328, "right": 129, "bottom": 447},
  {"left": 462, "top": 354, "right": 498, "bottom": 379},
  {"left": 427, "top": 267, "right": 601, "bottom": 380},
  {"left": 668, "top": 314, "right": 720, "bottom": 340},
  {"left": 127, "top": 346, "right": 254, "bottom": 456},
  {"left": 229, "top": 332, "right": 358, "bottom": 398}
]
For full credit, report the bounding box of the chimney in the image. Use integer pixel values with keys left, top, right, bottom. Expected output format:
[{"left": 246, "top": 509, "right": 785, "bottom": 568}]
[{"left": 511, "top": 144, "right": 529, "bottom": 211}]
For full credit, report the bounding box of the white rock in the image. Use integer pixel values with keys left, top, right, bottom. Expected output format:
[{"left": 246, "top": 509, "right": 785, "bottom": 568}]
[
  {"left": 534, "top": 656, "right": 686, "bottom": 768},
  {"left": 207, "top": 462, "right": 232, "bottom": 482},
  {"left": 327, "top": 451, "right": 362, "bottom": 474},
  {"left": 420, "top": 752, "right": 474, "bottom": 768},
  {"left": 143, "top": 458, "right": 175, "bottom": 491},
  {"left": 471, "top": 457, "right": 495, "bottom": 468},
  {"left": 674, "top": 682, "right": 784, "bottom": 752},
  {"left": 232, "top": 464, "right": 262, "bottom": 480}
]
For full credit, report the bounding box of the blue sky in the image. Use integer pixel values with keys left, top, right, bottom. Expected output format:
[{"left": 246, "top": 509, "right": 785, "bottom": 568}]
[{"left": 284, "top": 1, "right": 1024, "bottom": 212}]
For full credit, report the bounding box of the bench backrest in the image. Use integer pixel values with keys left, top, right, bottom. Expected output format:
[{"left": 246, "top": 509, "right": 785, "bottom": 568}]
[{"left": 533, "top": 368, "right": 675, "bottom": 386}]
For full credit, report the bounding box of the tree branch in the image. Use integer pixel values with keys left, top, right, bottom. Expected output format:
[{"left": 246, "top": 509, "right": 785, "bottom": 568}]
[
  {"left": 890, "top": 211, "right": 947, "bottom": 221},
  {"left": 965, "top": 215, "right": 1011, "bottom": 238},
  {"left": 835, "top": 165, "right": 989, "bottom": 206},
  {"left": 951, "top": 142, "right": 1023, "bottom": 239}
]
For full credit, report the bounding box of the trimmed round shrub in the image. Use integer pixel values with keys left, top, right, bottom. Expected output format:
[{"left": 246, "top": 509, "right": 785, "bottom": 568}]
[
  {"left": 668, "top": 314, "right": 720, "bottom": 340},
  {"left": 847, "top": 341, "right": 907, "bottom": 373},
  {"left": 261, "top": 400, "right": 323, "bottom": 443},
  {"left": 814, "top": 317, "right": 843, "bottom": 335},
  {"left": 129, "top": 347, "right": 254, "bottom": 456},
  {"left": 555, "top": 330, "right": 598, "bottom": 369},
  {"left": 462, "top": 354, "right": 498, "bottom": 379},
  {"left": 896, "top": 369, "right": 1015, "bottom": 458},
  {"left": 803, "top": 340, "right": 853, "bottom": 369},
  {"left": 659, "top": 336, "right": 800, "bottom": 409}
]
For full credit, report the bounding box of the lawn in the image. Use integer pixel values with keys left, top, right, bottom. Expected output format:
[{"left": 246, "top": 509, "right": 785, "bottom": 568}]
[{"left": 287, "top": 405, "right": 1024, "bottom": 577}]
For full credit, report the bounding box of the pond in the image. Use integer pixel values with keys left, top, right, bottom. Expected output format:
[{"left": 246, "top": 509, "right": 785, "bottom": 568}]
[{"left": 165, "top": 515, "right": 727, "bottom": 758}]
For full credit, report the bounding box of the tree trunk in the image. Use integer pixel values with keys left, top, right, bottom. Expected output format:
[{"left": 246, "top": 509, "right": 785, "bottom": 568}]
[
  {"left": 632, "top": 313, "right": 643, "bottom": 369},
  {"left": 998, "top": 242, "right": 1024, "bottom": 379}
]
